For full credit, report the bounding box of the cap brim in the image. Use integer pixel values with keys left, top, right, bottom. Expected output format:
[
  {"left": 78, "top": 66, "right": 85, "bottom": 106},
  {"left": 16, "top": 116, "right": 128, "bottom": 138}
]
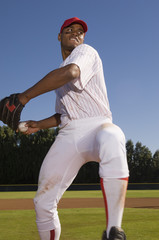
[{"left": 60, "top": 18, "right": 88, "bottom": 33}]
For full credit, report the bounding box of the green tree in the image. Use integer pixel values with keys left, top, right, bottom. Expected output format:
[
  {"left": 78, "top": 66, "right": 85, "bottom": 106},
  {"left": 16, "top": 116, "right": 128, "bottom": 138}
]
[
  {"left": 16, "top": 128, "right": 57, "bottom": 183},
  {"left": 126, "top": 140, "right": 134, "bottom": 182},
  {"left": 1, "top": 126, "right": 158, "bottom": 184},
  {"left": 74, "top": 162, "right": 99, "bottom": 184},
  {"left": 133, "top": 142, "right": 153, "bottom": 182},
  {"left": 0, "top": 126, "right": 19, "bottom": 183},
  {"left": 152, "top": 150, "right": 159, "bottom": 182},
  {"left": 0, "top": 126, "right": 57, "bottom": 184}
]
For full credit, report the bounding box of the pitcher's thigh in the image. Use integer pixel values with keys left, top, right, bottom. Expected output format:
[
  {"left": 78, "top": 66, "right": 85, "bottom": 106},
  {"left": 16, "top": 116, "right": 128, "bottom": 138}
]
[
  {"left": 96, "top": 124, "right": 129, "bottom": 178},
  {"left": 36, "top": 136, "right": 84, "bottom": 201}
]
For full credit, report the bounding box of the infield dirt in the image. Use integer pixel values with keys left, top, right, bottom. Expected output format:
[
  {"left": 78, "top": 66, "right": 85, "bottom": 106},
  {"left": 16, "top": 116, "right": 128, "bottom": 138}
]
[{"left": 0, "top": 198, "right": 159, "bottom": 210}]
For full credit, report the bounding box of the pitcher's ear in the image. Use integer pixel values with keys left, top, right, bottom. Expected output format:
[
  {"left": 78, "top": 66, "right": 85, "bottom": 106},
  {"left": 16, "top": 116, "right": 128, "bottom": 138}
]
[{"left": 58, "top": 33, "right": 61, "bottom": 42}]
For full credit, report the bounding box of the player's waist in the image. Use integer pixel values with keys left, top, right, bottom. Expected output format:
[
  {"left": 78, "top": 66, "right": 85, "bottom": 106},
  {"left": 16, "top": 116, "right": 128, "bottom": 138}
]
[{"left": 59, "top": 115, "right": 112, "bottom": 130}]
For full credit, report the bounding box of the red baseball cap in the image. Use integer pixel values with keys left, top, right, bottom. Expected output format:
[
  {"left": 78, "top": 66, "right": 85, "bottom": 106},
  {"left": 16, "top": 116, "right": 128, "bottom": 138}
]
[{"left": 60, "top": 17, "right": 88, "bottom": 33}]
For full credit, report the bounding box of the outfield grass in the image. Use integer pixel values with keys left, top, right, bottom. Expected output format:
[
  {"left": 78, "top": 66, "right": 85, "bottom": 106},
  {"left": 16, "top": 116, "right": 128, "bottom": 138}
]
[
  {"left": 0, "top": 190, "right": 159, "bottom": 239},
  {"left": 0, "top": 189, "right": 159, "bottom": 199},
  {"left": 0, "top": 208, "right": 159, "bottom": 240},
  {"left": 63, "top": 189, "right": 159, "bottom": 198}
]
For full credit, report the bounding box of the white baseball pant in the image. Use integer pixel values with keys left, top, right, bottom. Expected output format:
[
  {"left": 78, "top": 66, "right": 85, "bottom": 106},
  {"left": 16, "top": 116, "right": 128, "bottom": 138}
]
[{"left": 34, "top": 116, "right": 129, "bottom": 240}]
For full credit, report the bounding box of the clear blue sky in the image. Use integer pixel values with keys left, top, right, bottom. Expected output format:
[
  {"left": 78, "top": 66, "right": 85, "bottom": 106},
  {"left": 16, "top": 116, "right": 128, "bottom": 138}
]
[{"left": 0, "top": 0, "right": 158, "bottom": 154}]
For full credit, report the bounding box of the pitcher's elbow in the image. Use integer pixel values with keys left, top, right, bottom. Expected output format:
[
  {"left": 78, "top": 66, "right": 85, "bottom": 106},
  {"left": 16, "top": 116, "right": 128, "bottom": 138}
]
[{"left": 67, "top": 64, "right": 80, "bottom": 80}]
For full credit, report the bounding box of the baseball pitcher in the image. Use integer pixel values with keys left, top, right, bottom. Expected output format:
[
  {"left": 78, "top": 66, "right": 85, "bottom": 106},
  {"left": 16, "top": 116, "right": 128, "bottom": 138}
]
[{"left": 0, "top": 17, "right": 129, "bottom": 240}]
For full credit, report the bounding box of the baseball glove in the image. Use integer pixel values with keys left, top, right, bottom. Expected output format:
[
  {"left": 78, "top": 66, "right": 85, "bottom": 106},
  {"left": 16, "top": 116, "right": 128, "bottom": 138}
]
[{"left": 0, "top": 93, "right": 24, "bottom": 131}]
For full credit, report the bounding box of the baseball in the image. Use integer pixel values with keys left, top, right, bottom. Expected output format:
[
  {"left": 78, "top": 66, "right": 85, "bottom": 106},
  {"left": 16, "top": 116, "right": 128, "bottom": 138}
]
[{"left": 18, "top": 121, "right": 28, "bottom": 132}]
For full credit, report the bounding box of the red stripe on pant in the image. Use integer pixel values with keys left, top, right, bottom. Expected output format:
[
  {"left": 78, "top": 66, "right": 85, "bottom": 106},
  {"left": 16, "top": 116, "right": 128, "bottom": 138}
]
[
  {"left": 50, "top": 230, "right": 55, "bottom": 240},
  {"left": 100, "top": 178, "right": 109, "bottom": 228}
]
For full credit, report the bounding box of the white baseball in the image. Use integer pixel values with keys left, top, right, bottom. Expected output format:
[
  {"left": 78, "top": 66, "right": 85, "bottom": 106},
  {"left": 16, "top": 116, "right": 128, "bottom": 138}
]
[{"left": 18, "top": 122, "right": 28, "bottom": 132}]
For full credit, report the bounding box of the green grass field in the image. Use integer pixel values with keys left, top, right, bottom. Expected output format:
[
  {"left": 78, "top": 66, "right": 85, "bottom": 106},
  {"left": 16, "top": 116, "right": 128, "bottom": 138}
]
[
  {"left": 0, "top": 189, "right": 159, "bottom": 199},
  {"left": 0, "top": 190, "right": 159, "bottom": 240}
]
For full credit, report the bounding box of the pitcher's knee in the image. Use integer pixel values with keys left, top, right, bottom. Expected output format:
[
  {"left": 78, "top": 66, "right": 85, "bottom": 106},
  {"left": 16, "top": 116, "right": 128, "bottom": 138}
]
[
  {"left": 34, "top": 198, "right": 46, "bottom": 217},
  {"left": 96, "top": 125, "right": 126, "bottom": 160},
  {"left": 34, "top": 196, "right": 58, "bottom": 228},
  {"left": 96, "top": 125, "right": 129, "bottom": 178}
]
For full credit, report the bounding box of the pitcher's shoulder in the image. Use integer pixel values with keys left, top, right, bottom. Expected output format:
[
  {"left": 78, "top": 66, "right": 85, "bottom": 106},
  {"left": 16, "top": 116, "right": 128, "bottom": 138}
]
[{"left": 74, "top": 44, "right": 100, "bottom": 56}]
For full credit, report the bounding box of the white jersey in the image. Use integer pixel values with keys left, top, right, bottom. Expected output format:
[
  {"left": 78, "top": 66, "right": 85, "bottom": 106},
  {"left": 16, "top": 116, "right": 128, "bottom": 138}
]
[{"left": 55, "top": 44, "right": 112, "bottom": 124}]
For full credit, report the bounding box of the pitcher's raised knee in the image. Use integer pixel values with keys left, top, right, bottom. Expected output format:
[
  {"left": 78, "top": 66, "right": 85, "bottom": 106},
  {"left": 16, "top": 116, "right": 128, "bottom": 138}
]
[{"left": 96, "top": 124, "right": 129, "bottom": 178}]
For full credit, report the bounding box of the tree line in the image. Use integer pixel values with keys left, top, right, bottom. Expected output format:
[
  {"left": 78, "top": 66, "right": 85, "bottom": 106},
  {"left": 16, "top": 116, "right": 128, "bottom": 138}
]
[{"left": 0, "top": 126, "right": 159, "bottom": 184}]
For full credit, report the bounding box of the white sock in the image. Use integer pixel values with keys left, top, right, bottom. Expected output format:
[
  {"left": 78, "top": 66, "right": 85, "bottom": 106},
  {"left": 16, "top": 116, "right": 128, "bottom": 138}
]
[{"left": 101, "top": 177, "right": 128, "bottom": 238}]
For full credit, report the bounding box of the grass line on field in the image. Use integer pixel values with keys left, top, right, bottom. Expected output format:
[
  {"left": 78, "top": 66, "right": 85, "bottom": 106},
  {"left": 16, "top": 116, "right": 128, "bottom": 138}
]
[{"left": 0, "top": 190, "right": 159, "bottom": 199}]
